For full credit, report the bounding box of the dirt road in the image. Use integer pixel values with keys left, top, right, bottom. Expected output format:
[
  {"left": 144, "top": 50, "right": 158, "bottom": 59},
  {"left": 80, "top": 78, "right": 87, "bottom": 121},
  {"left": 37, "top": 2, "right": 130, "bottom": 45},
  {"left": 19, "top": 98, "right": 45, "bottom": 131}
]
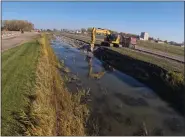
[
  {"left": 2, "top": 32, "right": 39, "bottom": 52},
  {"left": 135, "top": 46, "right": 184, "bottom": 63}
]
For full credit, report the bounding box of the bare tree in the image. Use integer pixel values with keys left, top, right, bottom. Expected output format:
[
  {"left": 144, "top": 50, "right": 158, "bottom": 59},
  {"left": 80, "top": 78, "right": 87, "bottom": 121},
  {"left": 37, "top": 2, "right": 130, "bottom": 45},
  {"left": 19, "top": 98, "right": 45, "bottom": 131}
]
[
  {"left": 2, "top": 20, "right": 34, "bottom": 31},
  {"left": 87, "top": 27, "right": 92, "bottom": 32},
  {"left": 81, "top": 28, "right": 86, "bottom": 33}
]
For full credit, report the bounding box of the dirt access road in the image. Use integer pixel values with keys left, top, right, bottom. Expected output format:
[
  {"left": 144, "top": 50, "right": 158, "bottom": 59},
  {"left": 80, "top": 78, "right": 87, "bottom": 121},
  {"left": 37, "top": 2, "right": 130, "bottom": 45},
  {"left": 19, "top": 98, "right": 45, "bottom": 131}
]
[{"left": 1, "top": 32, "right": 39, "bottom": 52}]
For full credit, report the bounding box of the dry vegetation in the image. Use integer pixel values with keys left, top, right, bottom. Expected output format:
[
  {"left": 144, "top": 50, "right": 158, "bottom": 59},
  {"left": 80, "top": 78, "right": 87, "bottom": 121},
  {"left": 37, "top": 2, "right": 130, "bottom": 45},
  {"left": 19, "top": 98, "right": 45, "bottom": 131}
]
[{"left": 23, "top": 34, "right": 89, "bottom": 136}]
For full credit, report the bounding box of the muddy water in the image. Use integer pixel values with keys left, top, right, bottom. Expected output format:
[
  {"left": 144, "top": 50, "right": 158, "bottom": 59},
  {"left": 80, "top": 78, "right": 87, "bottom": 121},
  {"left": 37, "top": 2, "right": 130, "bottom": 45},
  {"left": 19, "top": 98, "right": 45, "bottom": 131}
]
[{"left": 51, "top": 39, "right": 185, "bottom": 136}]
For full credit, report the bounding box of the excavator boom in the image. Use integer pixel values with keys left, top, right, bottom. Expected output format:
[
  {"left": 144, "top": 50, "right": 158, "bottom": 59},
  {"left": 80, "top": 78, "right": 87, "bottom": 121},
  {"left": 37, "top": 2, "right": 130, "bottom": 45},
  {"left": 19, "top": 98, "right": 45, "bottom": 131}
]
[
  {"left": 90, "top": 27, "right": 111, "bottom": 51},
  {"left": 90, "top": 27, "right": 122, "bottom": 51}
]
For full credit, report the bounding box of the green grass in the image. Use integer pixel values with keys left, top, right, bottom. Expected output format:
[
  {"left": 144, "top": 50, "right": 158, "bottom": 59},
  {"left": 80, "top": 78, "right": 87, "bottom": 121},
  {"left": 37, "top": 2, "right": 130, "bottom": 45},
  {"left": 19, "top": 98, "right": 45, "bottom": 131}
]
[
  {"left": 2, "top": 40, "right": 40, "bottom": 135},
  {"left": 137, "top": 40, "right": 184, "bottom": 56},
  {"left": 109, "top": 47, "right": 184, "bottom": 74}
]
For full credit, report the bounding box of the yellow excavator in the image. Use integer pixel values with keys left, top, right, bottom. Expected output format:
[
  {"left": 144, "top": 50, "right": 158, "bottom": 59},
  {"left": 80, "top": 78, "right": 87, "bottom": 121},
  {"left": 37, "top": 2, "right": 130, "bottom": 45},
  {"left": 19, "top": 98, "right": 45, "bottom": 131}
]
[
  {"left": 90, "top": 27, "right": 137, "bottom": 51},
  {"left": 90, "top": 27, "right": 121, "bottom": 51}
]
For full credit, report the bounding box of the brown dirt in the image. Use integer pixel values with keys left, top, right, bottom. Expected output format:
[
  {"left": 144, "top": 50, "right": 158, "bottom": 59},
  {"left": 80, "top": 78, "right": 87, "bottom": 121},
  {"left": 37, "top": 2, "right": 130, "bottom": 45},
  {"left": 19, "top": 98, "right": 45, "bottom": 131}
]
[{"left": 2, "top": 32, "right": 39, "bottom": 52}]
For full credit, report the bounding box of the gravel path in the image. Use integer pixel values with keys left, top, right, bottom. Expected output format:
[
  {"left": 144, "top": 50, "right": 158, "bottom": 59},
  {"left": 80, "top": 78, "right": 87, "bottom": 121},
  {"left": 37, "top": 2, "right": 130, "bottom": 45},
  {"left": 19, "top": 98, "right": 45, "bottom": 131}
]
[
  {"left": 135, "top": 46, "right": 184, "bottom": 63},
  {"left": 2, "top": 32, "right": 39, "bottom": 52}
]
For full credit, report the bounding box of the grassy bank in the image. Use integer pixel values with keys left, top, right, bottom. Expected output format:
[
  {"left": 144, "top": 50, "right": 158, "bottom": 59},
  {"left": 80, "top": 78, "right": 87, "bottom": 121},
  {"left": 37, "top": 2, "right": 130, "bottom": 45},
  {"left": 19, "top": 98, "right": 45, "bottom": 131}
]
[
  {"left": 2, "top": 34, "right": 89, "bottom": 136},
  {"left": 137, "top": 40, "right": 184, "bottom": 56},
  {"left": 2, "top": 40, "right": 41, "bottom": 135},
  {"left": 109, "top": 47, "right": 184, "bottom": 74},
  {"left": 94, "top": 47, "right": 185, "bottom": 115},
  {"left": 23, "top": 34, "right": 89, "bottom": 136}
]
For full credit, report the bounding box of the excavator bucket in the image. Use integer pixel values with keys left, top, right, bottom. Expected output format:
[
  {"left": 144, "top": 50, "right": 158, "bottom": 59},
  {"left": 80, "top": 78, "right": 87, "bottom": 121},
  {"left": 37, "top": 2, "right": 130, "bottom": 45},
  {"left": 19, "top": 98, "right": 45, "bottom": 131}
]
[{"left": 90, "top": 43, "right": 95, "bottom": 51}]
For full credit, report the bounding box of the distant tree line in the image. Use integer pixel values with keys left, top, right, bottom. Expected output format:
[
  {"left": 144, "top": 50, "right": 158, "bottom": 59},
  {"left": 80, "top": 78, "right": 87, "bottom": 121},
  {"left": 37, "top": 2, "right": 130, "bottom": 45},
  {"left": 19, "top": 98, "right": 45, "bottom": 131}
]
[
  {"left": 81, "top": 28, "right": 86, "bottom": 33},
  {"left": 2, "top": 20, "right": 34, "bottom": 31}
]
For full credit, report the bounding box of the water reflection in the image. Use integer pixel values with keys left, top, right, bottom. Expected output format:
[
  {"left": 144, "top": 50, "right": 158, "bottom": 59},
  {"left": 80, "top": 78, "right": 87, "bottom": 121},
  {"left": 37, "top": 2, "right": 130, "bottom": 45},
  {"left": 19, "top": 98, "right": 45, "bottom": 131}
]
[
  {"left": 51, "top": 39, "right": 185, "bottom": 136},
  {"left": 86, "top": 55, "right": 106, "bottom": 79}
]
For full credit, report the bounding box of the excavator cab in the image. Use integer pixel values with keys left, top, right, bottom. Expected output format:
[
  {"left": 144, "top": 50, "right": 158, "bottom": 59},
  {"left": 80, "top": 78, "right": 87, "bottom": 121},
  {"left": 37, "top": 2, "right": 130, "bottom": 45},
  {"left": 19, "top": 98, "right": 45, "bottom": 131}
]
[
  {"left": 102, "top": 33, "right": 121, "bottom": 47},
  {"left": 106, "top": 34, "right": 118, "bottom": 42}
]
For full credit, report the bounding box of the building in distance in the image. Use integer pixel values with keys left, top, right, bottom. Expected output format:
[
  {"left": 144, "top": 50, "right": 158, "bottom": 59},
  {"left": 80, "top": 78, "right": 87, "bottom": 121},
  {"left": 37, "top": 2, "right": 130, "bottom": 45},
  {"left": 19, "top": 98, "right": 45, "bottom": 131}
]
[{"left": 140, "top": 32, "right": 149, "bottom": 40}]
